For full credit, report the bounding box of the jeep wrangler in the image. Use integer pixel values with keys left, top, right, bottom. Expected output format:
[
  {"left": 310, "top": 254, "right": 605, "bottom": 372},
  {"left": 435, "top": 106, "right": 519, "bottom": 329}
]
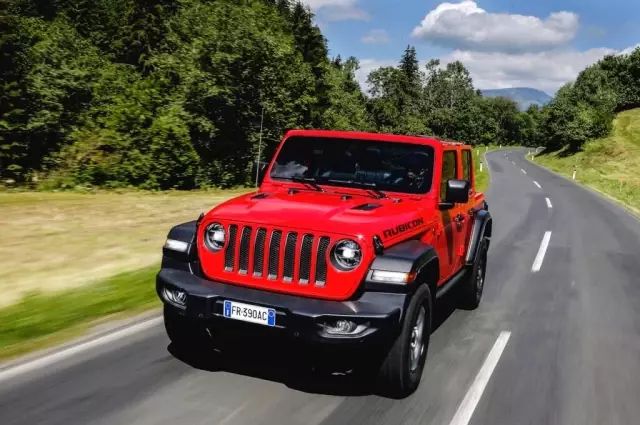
[{"left": 157, "top": 129, "right": 492, "bottom": 397}]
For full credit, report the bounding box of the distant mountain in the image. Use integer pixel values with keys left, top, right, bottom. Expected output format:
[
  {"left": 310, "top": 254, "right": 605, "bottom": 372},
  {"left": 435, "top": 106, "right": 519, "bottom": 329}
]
[{"left": 481, "top": 87, "right": 552, "bottom": 110}]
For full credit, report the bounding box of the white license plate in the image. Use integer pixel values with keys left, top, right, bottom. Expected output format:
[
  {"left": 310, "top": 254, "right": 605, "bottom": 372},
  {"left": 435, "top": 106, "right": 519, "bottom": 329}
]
[{"left": 222, "top": 300, "right": 276, "bottom": 327}]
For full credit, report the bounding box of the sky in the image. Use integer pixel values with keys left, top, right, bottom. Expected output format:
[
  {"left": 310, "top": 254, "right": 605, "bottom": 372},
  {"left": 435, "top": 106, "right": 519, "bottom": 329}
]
[{"left": 302, "top": 0, "right": 640, "bottom": 95}]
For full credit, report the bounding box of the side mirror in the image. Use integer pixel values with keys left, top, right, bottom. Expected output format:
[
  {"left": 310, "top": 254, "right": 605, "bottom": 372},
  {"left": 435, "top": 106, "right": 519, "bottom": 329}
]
[
  {"left": 252, "top": 160, "right": 269, "bottom": 186},
  {"left": 439, "top": 179, "right": 470, "bottom": 209}
]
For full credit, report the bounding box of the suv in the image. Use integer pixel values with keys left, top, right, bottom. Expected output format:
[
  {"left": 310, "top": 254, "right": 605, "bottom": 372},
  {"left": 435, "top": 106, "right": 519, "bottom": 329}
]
[{"left": 157, "top": 130, "right": 492, "bottom": 397}]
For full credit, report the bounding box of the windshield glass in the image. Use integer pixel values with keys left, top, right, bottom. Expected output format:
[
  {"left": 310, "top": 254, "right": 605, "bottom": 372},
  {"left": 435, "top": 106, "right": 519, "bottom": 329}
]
[{"left": 269, "top": 136, "right": 435, "bottom": 194}]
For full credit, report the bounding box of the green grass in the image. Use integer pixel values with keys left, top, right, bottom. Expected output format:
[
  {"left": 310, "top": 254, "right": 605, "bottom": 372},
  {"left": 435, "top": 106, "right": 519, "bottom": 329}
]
[
  {"left": 0, "top": 265, "right": 161, "bottom": 361},
  {"left": 532, "top": 109, "right": 640, "bottom": 215},
  {"left": 474, "top": 144, "right": 508, "bottom": 192}
]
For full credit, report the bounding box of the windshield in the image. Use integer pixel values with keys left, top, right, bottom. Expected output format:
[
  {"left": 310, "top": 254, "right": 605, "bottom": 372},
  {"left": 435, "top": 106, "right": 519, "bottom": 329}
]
[{"left": 269, "top": 136, "right": 435, "bottom": 194}]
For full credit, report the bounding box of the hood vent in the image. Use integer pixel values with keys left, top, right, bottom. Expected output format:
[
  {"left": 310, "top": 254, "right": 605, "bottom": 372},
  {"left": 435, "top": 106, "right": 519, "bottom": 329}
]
[
  {"left": 251, "top": 193, "right": 270, "bottom": 199},
  {"left": 352, "top": 203, "right": 382, "bottom": 211}
]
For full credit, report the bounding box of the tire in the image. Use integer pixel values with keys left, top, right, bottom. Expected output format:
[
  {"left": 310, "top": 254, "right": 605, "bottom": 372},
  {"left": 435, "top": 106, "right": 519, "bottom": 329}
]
[
  {"left": 459, "top": 238, "right": 488, "bottom": 310},
  {"left": 376, "top": 284, "right": 432, "bottom": 398},
  {"left": 163, "top": 305, "right": 209, "bottom": 351}
]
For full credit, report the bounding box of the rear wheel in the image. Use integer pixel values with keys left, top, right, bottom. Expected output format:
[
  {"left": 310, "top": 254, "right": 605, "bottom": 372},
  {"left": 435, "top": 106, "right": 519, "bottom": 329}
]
[
  {"left": 459, "top": 239, "right": 488, "bottom": 310},
  {"left": 375, "top": 284, "right": 432, "bottom": 398}
]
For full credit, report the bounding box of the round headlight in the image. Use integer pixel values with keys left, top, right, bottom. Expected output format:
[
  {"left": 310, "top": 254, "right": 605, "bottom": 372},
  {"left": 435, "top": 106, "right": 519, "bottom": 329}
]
[
  {"left": 204, "top": 223, "right": 226, "bottom": 251},
  {"left": 332, "top": 239, "right": 362, "bottom": 270}
]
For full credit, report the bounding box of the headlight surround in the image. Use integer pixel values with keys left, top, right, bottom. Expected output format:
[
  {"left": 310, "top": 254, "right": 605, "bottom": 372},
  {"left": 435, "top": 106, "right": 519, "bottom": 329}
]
[
  {"left": 204, "top": 223, "right": 226, "bottom": 251},
  {"left": 331, "top": 239, "right": 363, "bottom": 271}
]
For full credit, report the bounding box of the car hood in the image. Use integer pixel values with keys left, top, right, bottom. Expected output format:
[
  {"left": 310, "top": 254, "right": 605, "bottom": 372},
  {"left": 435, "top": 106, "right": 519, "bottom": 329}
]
[{"left": 206, "top": 189, "right": 437, "bottom": 242}]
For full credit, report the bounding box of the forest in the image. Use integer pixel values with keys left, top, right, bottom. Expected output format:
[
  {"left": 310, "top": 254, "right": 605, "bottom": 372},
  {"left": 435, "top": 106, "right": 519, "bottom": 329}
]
[{"left": 2, "top": 0, "right": 640, "bottom": 190}]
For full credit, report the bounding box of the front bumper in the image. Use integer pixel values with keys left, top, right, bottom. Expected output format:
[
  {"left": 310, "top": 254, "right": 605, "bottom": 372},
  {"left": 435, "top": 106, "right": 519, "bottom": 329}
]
[{"left": 156, "top": 268, "right": 408, "bottom": 344}]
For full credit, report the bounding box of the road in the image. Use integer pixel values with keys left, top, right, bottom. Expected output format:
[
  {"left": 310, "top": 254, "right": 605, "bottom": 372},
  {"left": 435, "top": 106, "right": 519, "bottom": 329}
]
[{"left": 2, "top": 149, "right": 640, "bottom": 425}]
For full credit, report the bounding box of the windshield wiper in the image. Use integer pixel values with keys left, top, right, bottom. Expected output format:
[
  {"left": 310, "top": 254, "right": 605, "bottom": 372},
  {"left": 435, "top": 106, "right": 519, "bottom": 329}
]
[
  {"left": 323, "top": 179, "right": 388, "bottom": 199},
  {"left": 280, "top": 176, "right": 324, "bottom": 192}
]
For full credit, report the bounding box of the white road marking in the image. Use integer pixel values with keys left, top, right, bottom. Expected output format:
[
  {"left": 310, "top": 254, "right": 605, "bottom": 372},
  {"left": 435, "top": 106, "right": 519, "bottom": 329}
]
[
  {"left": 521, "top": 168, "right": 527, "bottom": 174},
  {"left": 0, "top": 316, "right": 163, "bottom": 383},
  {"left": 546, "top": 198, "right": 553, "bottom": 208},
  {"left": 511, "top": 161, "right": 515, "bottom": 165},
  {"left": 448, "top": 331, "right": 512, "bottom": 425},
  {"left": 531, "top": 231, "right": 552, "bottom": 272},
  {"left": 533, "top": 181, "right": 541, "bottom": 188}
]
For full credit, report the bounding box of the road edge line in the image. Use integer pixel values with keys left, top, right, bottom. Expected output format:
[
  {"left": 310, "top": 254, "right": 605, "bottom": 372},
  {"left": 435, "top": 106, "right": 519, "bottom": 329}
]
[
  {"left": 0, "top": 316, "right": 163, "bottom": 383},
  {"left": 448, "top": 331, "right": 512, "bottom": 425}
]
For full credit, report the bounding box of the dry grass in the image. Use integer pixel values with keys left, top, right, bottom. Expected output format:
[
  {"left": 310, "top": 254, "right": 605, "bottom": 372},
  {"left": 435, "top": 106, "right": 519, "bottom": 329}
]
[{"left": 0, "top": 189, "right": 251, "bottom": 306}]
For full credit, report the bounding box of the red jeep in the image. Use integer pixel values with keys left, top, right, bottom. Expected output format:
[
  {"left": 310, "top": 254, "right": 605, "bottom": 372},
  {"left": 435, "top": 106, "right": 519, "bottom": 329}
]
[{"left": 157, "top": 130, "right": 492, "bottom": 397}]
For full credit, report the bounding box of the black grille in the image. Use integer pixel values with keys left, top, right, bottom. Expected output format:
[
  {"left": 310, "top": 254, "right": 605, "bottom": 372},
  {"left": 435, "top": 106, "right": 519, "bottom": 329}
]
[
  {"left": 224, "top": 225, "right": 238, "bottom": 271},
  {"left": 222, "top": 224, "right": 331, "bottom": 289},
  {"left": 253, "top": 228, "right": 267, "bottom": 277},
  {"left": 283, "top": 232, "right": 298, "bottom": 282},
  {"left": 267, "top": 230, "right": 282, "bottom": 279},
  {"left": 298, "top": 234, "right": 314, "bottom": 284},
  {"left": 314, "top": 237, "right": 330, "bottom": 286},
  {"left": 238, "top": 226, "right": 252, "bottom": 274}
]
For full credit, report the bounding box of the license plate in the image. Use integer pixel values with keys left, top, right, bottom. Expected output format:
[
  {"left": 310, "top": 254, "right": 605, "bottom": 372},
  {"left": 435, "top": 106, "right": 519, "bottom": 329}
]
[{"left": 222, "top": 300, "right": 276, "bottom": 327}]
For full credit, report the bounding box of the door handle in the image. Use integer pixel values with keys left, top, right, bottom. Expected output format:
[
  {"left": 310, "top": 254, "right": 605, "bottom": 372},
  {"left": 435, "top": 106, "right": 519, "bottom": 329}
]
[{"left": 454, "top": 213, "right": 465, "bottom": 222}]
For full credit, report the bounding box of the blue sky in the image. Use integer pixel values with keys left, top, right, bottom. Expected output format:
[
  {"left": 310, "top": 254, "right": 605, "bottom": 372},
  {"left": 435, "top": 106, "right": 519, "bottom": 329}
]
[{"left": 304, "top": 0, "right": 640, "bottom": 94}]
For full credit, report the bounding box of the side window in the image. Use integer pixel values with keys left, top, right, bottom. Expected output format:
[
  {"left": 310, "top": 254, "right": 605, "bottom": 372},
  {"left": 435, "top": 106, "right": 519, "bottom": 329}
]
[
  {"left": 462, "top": 149, "right": 472, "bottom": 183},
  {"left": 440, "top": 151, "right": 458, "bottom": 200}
]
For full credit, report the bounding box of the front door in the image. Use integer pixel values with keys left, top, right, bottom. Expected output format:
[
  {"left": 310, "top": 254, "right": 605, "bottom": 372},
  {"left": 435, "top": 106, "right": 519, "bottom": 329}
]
[{"left": 437, "top": 150, "right": 459, "bottom": 282}]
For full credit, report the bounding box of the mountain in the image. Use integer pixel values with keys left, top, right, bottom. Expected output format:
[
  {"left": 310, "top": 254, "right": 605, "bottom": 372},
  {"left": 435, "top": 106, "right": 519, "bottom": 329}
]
[{"left": 481, "top": 87, "right": 552, "bottom": 110}]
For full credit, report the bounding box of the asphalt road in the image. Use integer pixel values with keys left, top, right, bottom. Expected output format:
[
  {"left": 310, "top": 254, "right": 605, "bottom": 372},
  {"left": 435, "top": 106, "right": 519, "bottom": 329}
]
[{"left": 2, "top": 149, "right": 640, "bottom": 425}]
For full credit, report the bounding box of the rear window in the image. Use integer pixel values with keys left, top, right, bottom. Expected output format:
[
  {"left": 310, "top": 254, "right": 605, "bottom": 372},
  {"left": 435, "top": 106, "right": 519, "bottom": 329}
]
[{"left": 270, "top": 136, "right": 435, "bottom": 194}]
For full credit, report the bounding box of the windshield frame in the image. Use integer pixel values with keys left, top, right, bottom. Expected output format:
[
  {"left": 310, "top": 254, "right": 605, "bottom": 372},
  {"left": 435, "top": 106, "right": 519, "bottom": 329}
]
[{"left": 267, "top": 135, "right": 437, "bottom": 196}]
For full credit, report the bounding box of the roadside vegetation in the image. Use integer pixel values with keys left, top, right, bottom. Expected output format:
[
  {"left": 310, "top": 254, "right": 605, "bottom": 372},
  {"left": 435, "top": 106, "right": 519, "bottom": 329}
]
[
  {"left": 0, "top": 265, "right": 160, "bottom": 361},
  {"left": 526, "top": 47, "right": 640, "bottom": 214},
  {"left": 2, "top": 0, "right": 534, "bottom": 193},
  {"left": 533, "top": 109, "right": 640, "bottom": 214},
  {"left": 0, "top": 189, "right": 249, "bottom": 307}
]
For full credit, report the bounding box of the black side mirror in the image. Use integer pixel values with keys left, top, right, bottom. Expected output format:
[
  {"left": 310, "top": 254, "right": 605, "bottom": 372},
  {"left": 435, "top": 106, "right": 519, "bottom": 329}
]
[
  {"left": 439, "top": 179, "right": 470, "bottom": 209},
  {"left": 252, "top": 160, "right": 269, "bottom": 186}
]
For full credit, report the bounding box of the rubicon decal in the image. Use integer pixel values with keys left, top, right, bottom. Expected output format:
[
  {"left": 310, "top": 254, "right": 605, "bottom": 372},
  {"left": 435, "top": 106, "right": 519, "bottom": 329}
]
[{"left": 383, "top": 218, "right": 425, "bottom": 239}]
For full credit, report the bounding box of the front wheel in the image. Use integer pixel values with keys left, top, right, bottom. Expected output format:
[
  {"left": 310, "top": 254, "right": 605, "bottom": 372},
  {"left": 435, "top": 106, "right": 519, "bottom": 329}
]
[
  {"left": 459, "top": 239, "right": 488, "bottom": 310},
  {"left": 376, "top": 284, "right": 432, "bottom": 398}
]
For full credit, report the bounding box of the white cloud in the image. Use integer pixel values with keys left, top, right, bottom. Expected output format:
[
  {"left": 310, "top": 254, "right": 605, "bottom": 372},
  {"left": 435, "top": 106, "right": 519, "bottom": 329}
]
[
  {"left": 442, "top": 48, "right": 615, "bottom": 93},
  {"left": 355, "top": 45, "right": 637, "bottom": 95},
  {"left": 303, "top": 0, "right": 370, "bottom": 21},
  {"left": 361, "top": 29, "right": 390, "bottom": 45},
  {"left": 411, "top": 1, "right": 579, "bottom": 53}
]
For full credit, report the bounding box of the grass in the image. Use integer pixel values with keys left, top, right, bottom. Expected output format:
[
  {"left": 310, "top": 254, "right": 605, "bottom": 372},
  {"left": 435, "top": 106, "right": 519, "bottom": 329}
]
[
  {"left": 0, "top": 188, "right": 252, "bottom": 307},
  {"left": 474, "top": 144, "right": 507, "bottom": 192},
  {"left": 532, "top": 109, "right": 640, "bottom": 215},
  {"left": 0, "top": 265, "right": 161, "bottom": 361}
]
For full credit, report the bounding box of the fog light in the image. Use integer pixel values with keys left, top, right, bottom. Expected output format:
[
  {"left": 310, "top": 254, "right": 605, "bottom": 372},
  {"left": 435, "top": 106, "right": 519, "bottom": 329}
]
[
  {"left": 321, "top": 319, "right": 369, "bottom": 336},
  {"left": 163, "top": 287, "right": 187, "bottom": 308}
]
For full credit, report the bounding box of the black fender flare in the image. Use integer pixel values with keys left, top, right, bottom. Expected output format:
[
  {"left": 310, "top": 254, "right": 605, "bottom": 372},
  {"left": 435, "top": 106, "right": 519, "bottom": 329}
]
[
  {"left": 364, "top": 239, "right": 439, "bottom": 293},
  {"left": 162, "top": 220, "right": 199, "bottom": 271},
  {"left": 465, "top": 209, "right": 492, "bottom": 266}
]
